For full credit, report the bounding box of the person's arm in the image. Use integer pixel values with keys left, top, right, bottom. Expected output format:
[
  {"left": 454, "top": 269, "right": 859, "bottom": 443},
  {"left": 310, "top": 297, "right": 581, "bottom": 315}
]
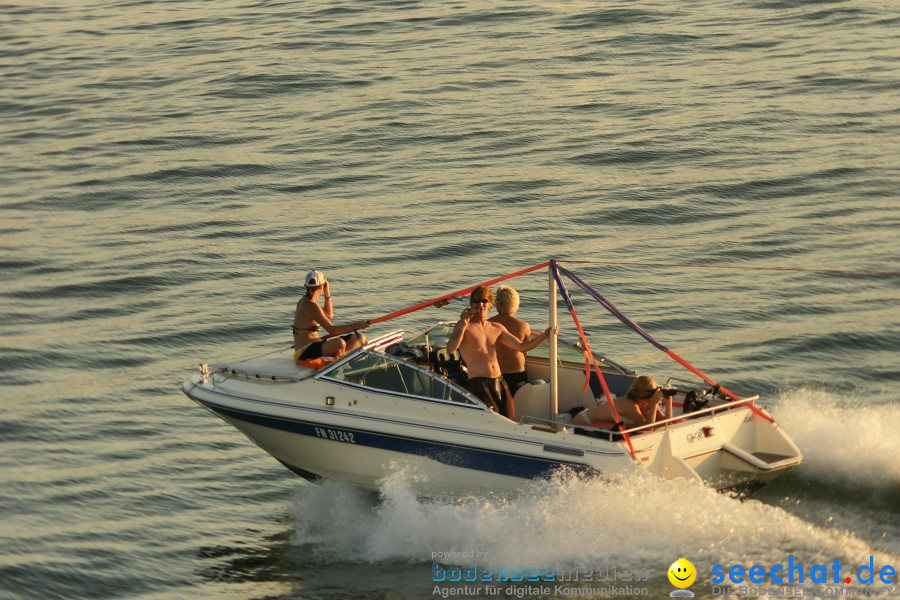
[
  {"left": 498, "top": 326, "right": 556, "bottom": 353},
  {"left": 446, "top": 308, "right": 472, "bottom": 354},
  {"left": 322, "top": 280, "right": 333, "bottom": 318},
  {"left": 328, "top": 319, "right": 370, "bottom": 337},
  {"left": 644, "top": 389, "right": 670, "bottom": 427},
  {"left": 650, "top": 389, "right": 663, "bottom": 424},
  {"left": 310, "top": 303, "right": 369, "bottom": 337}
]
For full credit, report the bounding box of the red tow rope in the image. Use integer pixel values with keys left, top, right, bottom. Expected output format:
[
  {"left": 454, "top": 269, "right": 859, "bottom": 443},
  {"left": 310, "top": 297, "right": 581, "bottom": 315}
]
[
  {"left": 551, "top": 261, "right": 637, "bottom": 460},
  {"left": 368, "top": 261, "right": 550, "bottom": 326}
]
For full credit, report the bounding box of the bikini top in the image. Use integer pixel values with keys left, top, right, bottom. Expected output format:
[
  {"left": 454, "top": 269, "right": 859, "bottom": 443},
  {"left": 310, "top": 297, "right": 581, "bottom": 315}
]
[
  {"left": 293, "top": 297, "right": 324, "bottom": 335},
  {"left": 292, "top": 324, "right": 321, "bottom": 335}
]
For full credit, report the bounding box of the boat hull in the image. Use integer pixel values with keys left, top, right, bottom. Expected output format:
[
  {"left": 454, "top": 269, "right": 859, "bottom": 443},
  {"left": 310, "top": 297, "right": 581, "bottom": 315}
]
[
  {"left": 185, "top": 377, "right": 631, "bottom": 495},
  {"left": 183, "top": 364, "right": 801, "bottom": 495},
  {"left": 214, "top": 409, "right": 551, "bottom": 494}
]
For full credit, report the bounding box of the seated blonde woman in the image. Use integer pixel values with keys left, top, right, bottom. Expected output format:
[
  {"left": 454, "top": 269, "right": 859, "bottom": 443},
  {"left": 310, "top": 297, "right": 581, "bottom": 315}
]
[{"left": 572, "top": 376, "right": 673, "bottom": 431}]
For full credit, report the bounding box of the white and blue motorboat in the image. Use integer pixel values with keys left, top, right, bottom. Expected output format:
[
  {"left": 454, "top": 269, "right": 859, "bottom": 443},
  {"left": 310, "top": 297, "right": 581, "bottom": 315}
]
[{"left": 182, "top": 261, "right": 802, "bottom": 495}]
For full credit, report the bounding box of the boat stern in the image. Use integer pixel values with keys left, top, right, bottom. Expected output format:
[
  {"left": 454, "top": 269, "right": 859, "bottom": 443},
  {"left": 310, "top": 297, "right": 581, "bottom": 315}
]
[{"left": 643, "top": 406, "right": 803, "bottom": 490}]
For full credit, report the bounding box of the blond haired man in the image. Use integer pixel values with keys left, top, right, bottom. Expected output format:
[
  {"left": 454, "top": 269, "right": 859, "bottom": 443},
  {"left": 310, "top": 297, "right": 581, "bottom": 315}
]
[{"left": 488, "top": 285, "right": 532, "bottom": 396}]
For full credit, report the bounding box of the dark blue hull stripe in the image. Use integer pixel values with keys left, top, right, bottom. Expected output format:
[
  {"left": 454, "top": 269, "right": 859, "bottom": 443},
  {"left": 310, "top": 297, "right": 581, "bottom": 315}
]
[
  {"left": 187, "top": 384, "right": 626, "bottom": 458},
  {"left": 201, "top": 400, "right": 596, "bottom": 480}
]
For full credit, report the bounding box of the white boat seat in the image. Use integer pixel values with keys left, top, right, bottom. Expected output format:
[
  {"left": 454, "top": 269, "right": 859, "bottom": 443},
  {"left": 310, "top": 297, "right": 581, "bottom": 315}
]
[
  {"left": 433, "top": 348, "right": 460, "bottom": 363},
  {"left": 514, "top": 381, "right": 552, "bottom": 422}
]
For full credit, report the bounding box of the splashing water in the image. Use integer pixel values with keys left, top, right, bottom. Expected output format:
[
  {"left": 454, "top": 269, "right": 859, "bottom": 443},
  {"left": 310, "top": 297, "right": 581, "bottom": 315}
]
[
  {"left": 292, "top": 463, "right": 898, "bottom": 581},
  {"left": 771, "top": 389, "right": 900, "bottom": 487},
  {"left": 288, "top": 387, "right": 899, "bottom": 590}
]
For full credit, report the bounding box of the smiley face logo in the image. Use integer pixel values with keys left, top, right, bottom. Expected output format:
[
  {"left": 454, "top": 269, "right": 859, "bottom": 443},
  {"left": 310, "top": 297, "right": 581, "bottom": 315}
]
[{"left": 668, "top": 558, "right": 696, "bottom": 588}]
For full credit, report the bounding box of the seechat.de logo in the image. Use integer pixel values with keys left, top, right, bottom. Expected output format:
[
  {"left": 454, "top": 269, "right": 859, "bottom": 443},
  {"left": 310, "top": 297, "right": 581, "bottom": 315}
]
[
  {"left": 711, "top": 556, "right": 896, "bottom": 586},
  {"left": 668, "top": 558, "right": 697, "bottom": 597}
]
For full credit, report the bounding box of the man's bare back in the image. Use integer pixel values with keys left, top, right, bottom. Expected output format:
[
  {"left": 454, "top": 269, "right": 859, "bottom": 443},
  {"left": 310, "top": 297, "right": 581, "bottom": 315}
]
[{"left": 489, "top": 312, "right": 530, "bottom": 374}]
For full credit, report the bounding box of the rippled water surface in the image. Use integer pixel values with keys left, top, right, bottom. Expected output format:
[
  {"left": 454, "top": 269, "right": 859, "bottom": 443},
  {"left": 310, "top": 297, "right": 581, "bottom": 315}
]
[{"left": 1, "top": 1, "right": 898, "bottom": 598}]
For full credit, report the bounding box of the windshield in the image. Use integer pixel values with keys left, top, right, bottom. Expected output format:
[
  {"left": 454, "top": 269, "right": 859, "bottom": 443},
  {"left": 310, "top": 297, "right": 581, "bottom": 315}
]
[
  {"left": 321, "top": 349, "right": 481, "bottom": 406},
  {"left": 406, "top": 322, "right": 456, "bottom": 348}
]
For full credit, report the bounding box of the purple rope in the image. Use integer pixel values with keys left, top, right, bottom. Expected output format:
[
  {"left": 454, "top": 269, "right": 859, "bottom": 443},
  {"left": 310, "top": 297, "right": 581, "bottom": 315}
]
[
  {"left": 550, "top": 260, "right": 575, "bottom": 312},
  {"left": 557, "top": 265, "right": 668, "bottom": 352}
]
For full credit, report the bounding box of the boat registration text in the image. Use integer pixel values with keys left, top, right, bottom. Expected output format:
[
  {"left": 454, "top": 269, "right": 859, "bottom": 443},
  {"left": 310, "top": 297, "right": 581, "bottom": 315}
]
[{"left": 314, "top": 426, "right": 356, "bottom": 444}]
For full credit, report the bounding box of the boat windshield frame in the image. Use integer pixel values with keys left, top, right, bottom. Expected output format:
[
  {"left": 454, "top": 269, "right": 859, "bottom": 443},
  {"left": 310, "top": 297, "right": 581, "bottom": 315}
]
[{"left": 316, "top": 347, "right": 489, "bottom": 410}]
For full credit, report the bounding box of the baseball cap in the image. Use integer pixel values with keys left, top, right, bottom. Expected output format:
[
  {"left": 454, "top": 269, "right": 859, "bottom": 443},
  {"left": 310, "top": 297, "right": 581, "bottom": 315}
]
[{"left": 304, "top": 269, "right": 325, "bottom": 288}]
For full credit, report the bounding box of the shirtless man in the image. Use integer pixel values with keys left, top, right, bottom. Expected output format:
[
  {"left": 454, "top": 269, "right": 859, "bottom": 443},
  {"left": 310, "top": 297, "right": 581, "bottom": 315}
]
[
  {"left": 446, "top": 286, "right": 555, "bottom": 420},
  {"left": 488, "top": 285, "right": 532, "bottom": 396}
]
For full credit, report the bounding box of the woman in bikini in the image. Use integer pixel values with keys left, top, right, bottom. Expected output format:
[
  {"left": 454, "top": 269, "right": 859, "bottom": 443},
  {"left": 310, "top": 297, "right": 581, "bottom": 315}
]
[
  {"left": 293, "top": 270, "right": 370, "bottom": 360},
  {"left": 571, "top": 375, "right": 673, "bottom": 430}
]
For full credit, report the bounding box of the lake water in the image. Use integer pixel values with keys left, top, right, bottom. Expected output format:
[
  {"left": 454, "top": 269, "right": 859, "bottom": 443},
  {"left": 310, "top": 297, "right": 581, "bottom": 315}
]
[{"left": 1, "top": 0, "right": 898, "bottom": 598}]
